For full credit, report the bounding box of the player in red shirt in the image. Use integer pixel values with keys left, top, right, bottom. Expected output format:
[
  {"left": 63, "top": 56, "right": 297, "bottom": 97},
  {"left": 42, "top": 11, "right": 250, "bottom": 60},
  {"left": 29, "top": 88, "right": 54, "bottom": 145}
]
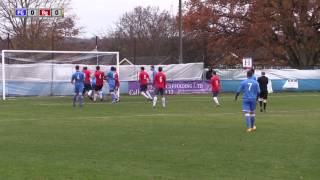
[
  {"left": 94, "top": 65, "right": 105, "bottom": 101},
  {"left": 153, "top": 67, "right": 166, "bottom": 108},
  {"left": 82, "top": 66, "right": 93, "bottom": 100},
  {"left": 210, "top": 70, "right": 221, "bottom": 106},
  {"left": 139, "top": 67, "right": 153, "bottom": 100}
]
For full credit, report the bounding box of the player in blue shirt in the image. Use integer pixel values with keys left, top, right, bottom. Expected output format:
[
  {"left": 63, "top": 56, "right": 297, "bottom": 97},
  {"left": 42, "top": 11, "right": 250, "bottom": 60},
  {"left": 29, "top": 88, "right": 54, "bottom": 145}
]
[
  {"left": 235, "top": 70, "right": 260, "bottom": 133},
  {"left": 91, "top": 76, "right": 96, "bottom": 90},
  {"left": 71, "top": 65, "right": 85, "bottom": 107},
  {"left": 150, "top": 65, "right": 157, "bottom": 84},
  {"left": 106, "top": 66, "right": 118, "bottom": 103},
  {"left": 150, "top": 65, "right": 157, "bottom": 96}
]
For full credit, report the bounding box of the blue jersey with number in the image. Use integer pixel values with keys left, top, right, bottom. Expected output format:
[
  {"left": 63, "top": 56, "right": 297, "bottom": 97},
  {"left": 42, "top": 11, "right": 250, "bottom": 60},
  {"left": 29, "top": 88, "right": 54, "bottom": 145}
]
[
  {"left": 72, "top": 71, "right": 84, "bottom": 86},
  {"left": 107, "top": 71, "right": 116, "bottom": 87},
  {"left": 237, "top": 77, "right": 260, "bottom": 100},
  {"left": 72, "top": 71, "right": 84, "bottom": 93}
]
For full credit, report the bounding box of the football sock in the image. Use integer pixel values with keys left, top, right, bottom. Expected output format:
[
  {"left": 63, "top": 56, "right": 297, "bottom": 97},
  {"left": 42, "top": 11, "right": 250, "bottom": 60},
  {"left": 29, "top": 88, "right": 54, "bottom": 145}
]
[
  {"left": 88, "top": 90, "right": 92, "bottom": 97},
  {"left": 263, "top": 103, "right": 267, "bottom": 111},
  {"left": 111, "top": 92, "right": 116, "bottom": 102},
  {"left": 79, "top": 95, "right": 84, "bottom": 107},
  {"left": 259, "top": 101, "right": 263, "bottom": 109},
  {"left": 114, "top": 91, "right": 119, "bottom": 100},
  {"left": 141, "top": 92, "right": 149, "bottom": 99},
  {"left": 153, "top": 96, "right": 158, "bottom": 107},
  {"left": 93, "top": 92, "right": 97, "bottom": 101},
  {"left": 73, "top": 95, "right": 77, "bottom": 106},
  {"left": 146, "top": 91, "right": 153, "bottom": 99},
  {"left": 245, "top": 113, "right": 251, "bottom": 129},
  {"left": 213, "top": 97, "right": 220, "bottom": 105},
  {"left": 115, "top": 91, "right": 120, "bottom": 101},
  {"left": 162, "top": 97, "right": 166, "bottom": 107},
  {"left": 250, "top": 114, "right": 255, "bottom": 128},
  {"left": 99, "top": 91, "right": 103, "bottom": 100}
]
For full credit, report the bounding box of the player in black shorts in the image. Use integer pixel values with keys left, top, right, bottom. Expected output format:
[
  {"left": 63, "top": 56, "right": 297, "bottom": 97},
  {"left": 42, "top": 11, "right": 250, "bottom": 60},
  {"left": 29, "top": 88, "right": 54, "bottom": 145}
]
[
  {"left": 257, "top": 72, "right": 269, "bottom": 112},
  {"left": 82, "top": 67, "right": 93, "bottom": 99}
]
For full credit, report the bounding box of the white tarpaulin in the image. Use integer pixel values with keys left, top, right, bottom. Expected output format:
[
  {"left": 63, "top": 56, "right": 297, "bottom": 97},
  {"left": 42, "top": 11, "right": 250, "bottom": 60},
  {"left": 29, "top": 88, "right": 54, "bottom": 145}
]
[
  {"left": 216, "top": 69, "right": 320, "bottom": 80},
  {"left": 268, "top": 80, "right": 274, "bottom": 93},
  {"left": 119, "top": 63, "right": 204, "bottom": 81},
  {"left": 1, "top": 64, "right": 320, "bottom": 82},
  {"left": 0, "top": 62, "right": 204, "bottom": 82}
]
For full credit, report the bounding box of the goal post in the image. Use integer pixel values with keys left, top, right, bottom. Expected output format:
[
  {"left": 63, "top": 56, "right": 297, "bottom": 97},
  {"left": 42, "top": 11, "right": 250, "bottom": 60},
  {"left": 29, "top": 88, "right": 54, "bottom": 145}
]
[
  {"left": 2, "top": 50, "right": 5, "bottom": 100},
  {"left": 1, "top": 50, "right": 120, "bottom": 100}
]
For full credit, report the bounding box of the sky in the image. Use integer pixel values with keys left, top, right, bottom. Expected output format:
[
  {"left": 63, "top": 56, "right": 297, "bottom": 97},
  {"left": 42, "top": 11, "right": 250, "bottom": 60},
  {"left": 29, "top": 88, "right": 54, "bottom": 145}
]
[{"left": 70, "top": 0, "right": 179, "bottom": 38}]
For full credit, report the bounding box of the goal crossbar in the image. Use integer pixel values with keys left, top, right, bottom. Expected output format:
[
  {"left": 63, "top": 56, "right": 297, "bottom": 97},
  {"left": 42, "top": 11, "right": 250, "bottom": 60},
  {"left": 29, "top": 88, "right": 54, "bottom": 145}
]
[
  {"left": 1, "top": 50, "right": 120, "bottom": 100},
  {"left": 2, "top": 50, "right": 119, "bottom": 54}
]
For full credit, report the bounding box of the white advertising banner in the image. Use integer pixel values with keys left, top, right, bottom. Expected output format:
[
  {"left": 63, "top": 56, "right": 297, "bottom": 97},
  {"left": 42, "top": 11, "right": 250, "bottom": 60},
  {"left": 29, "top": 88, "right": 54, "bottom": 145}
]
[{"left": 283, "top": 79, "right": 299, "bottom": 89}]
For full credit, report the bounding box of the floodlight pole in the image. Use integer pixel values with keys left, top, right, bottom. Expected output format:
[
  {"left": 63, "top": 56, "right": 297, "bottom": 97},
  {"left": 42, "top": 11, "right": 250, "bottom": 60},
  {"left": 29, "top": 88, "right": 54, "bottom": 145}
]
[
  {"left": 7, "top": 33, "right": 10, "bottom": 49},
  {"left": 2, "top": 50, "right": 6, "bottom": 100},
  {"left": 178, "top": 0, "right": 183, "bottom": 64},
  {"left": 96, "top": 36, "right": 99, "bottom": 65}
]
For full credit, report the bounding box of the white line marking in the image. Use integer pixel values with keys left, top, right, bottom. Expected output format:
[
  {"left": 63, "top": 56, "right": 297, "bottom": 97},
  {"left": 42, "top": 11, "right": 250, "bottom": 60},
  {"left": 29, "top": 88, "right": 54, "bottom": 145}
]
[{"left": 0, "top": 109, "right": 319, "bottom": 123}]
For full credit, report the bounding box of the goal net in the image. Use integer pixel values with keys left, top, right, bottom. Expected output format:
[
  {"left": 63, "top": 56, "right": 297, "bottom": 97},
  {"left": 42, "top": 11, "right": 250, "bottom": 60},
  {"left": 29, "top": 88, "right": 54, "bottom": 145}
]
[{"left": 1, "top": 50, "right": 119, "bottom": 100}]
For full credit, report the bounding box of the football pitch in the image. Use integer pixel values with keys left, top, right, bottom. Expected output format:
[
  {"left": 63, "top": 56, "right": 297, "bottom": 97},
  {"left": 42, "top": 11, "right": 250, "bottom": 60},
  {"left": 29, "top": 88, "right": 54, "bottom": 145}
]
[{"left": 0, "top": 92, "right": 319, "bottom": 179}]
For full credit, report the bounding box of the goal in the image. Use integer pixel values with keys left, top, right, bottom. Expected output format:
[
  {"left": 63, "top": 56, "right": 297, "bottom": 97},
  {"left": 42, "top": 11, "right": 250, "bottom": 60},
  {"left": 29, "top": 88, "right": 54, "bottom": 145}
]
[{"left": 1, "top": 50, "right": 120, "bottom": 100}]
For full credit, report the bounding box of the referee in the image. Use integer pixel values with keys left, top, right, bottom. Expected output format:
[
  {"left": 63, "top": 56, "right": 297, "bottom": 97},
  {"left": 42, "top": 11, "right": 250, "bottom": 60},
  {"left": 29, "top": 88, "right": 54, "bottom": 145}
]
[{"left": 257, "top": 72, "right": 269, "bottom": 112}]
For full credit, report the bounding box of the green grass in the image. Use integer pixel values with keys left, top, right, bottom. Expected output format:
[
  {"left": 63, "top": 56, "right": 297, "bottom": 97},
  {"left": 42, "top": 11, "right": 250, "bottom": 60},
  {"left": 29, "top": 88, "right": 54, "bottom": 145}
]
[{"left": 0, "top": 92, "right": 319, "bottom": 180}]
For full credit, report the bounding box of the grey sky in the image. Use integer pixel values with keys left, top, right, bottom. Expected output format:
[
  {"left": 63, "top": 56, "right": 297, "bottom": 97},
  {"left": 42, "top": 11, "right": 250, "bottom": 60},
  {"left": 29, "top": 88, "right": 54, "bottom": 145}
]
[{"left": 70, "top": 0, "right": 179, "bottom": 38}]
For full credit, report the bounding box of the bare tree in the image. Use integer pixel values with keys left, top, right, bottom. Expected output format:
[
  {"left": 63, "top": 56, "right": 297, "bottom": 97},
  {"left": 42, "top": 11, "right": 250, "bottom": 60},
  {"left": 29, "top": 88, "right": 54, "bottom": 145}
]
[
  {"left": 105, "top": 6, "right": 177, "bottom": 62},
  {"left": 0, "top": 0, "right": 80, "bottom": 50}
]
